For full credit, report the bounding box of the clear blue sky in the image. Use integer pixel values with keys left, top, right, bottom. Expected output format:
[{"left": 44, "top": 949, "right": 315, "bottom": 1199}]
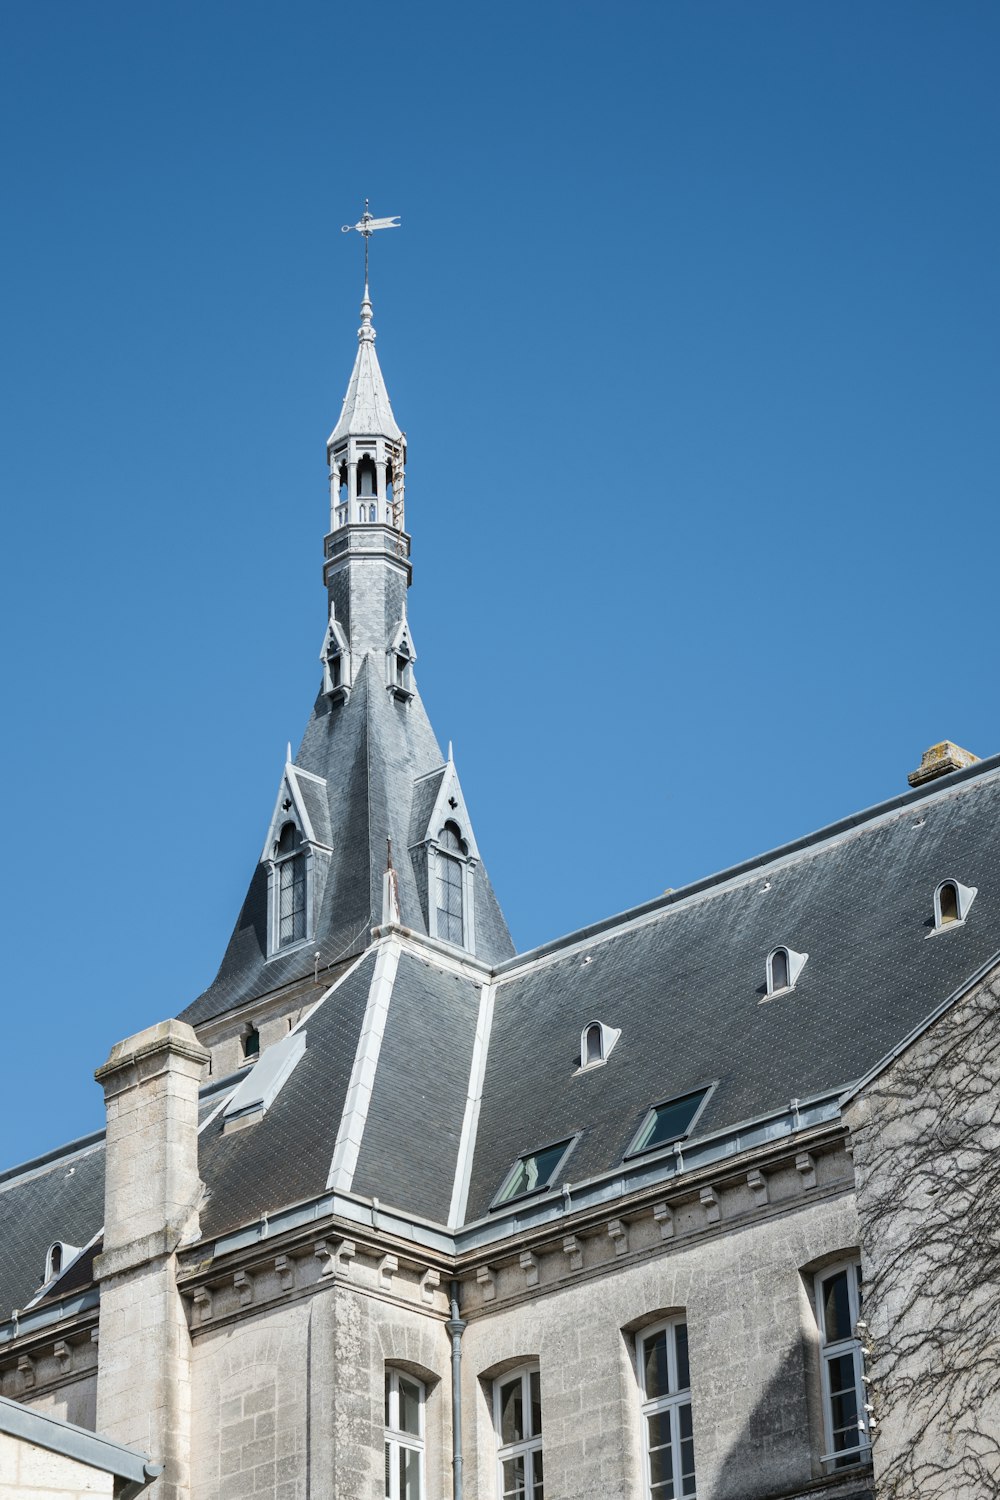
[{"left": 2, "top": 1, "right": 999, "bottom": 1161}]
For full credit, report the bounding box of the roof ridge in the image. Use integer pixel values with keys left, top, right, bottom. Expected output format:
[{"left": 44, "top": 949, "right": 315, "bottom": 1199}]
[{"left": 494, "top": 750, "right": 1000, "bottom": 975}]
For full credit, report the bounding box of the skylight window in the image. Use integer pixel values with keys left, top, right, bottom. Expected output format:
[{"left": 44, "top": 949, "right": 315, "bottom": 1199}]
[
  {"left": 626, "top": 1087, "right": 711, "bottom": 1158},
  {"left": 492, "top": 1138, "right": 576, "bottom": 1208}
]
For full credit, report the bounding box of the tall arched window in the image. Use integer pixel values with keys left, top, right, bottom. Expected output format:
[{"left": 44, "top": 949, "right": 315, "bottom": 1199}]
[
  {"left": 436, "top": 822, "right": 467, "bottom": 946},
  {"left": 814, "top": 1260, "right": 868, "bottom": 1469},
  {"left": 369, "top": 503, "right": 377, "bottom": 523},
  {"left": 275, "top": 822, "right": 306, "bottom": 948},
  {"left": 637, "top": 1320, "right": 696, "bottom": 1498},
  {"left": 494, "top": 1366, "right": 543, "bottom": 1500},
  {"left": 384, "top": 1369, "right": 424, "bottom": 1500},
  {"left": 585, "top": 1023, "right": 603, "bottom": 1065},
  {"left": 770, "top": 946, "right": 790, "bottom": 993}
]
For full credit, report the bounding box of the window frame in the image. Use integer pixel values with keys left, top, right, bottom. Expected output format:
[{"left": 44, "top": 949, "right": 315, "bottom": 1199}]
[
  {"left": 427, "top": 820, "right": 476, "bottom": 952},
  {"left": 636, "top": 1319, "right": 697, "bottom": 1499},
  {"left": 493, "top": 1364, "right": 543, "bottom": 1500},
  {"left": 765, "top": 945, "right": 807, "bottom": 998},
  {"left": 814, "top": 1258, "right": 869, "bottom": 1471},
  {"left": 930, "top": 877, "right": 977, "bottom": 935},
  {"left": 490, "top": 1135, "right": 579, "bottom": 1210},
  {"left": 624, "top": 1086, "right": 713, "bottom": 1161},
  {"left": 384, "top": 1368, "right": 425, "bottom": 1500},
  {"left": 266, "top": 821, "right": 314, "bottom": 959},
  {"left": 577, "top": 1018, "right": 621, "bottom": 1072}
]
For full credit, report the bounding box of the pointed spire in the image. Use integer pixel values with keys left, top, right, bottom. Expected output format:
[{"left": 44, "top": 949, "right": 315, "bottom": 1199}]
[
  {"left": 328, "top": 280, "right": 402, "bottom": 445},
  {"left": 358, "top": 280, "right": 375, "bottom": 345}
]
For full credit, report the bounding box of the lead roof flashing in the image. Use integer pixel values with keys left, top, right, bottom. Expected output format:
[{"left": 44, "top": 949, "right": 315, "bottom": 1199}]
[
  {"left": 493, "top": 751, "right": 1000, "bottom": 977},
  {"left": 0, "top": 1391, "right": 157, "bottom": 1487}
]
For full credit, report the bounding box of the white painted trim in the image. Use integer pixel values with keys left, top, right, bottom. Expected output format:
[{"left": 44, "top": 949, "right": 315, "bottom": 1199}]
[
  {"left": 448, "top": 982, "right": 496, "bottom": 1228},
  {"left": 326, "top": 938, "right": 402, "bottom": 1192}
]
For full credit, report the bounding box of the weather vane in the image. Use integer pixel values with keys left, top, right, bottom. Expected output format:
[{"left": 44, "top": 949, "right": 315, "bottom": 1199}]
[{"left": 341, "top": 199, "right": 401, "bottom": 285}]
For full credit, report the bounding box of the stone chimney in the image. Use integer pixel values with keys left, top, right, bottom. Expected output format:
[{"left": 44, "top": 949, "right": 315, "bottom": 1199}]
[
  {"left": 93, "top": 1020, "right": 209, "bottom": 1500},
  {"left": 907, "top": 740, "right": 979, "bottom": 788}
]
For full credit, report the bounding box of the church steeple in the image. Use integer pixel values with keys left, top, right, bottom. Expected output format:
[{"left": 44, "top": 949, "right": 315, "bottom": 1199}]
[
  {"left": 323, "top": 280, "right": 411, "bottom": 664},
  {"left": 326, "top": 281, "right": 405, "bottom": 534},
  {"left": 178, "top": 265, "right": 514, "bottom": 1040}
]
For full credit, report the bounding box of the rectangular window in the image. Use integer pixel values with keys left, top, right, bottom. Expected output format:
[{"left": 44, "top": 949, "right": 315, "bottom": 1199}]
[
  {"left": 626, "top": 1089, "right": 710, "bottom": 1158},
  {"left": 638, "top": 1321, "right": 696, "bottom": 1498},
  {"left": 278, "top": 854, "right": 306, "bottom": 946},
  {"left": 815, "top": 1261, "right": 869, "bottom": 1470},
  {"left": 492, "top": 1138, "right": 575, "bottom": 1208},
  {"left": 385, "top": 1370, "right": 424, "bottom": 1500},
  {"left": 495, "top": 1366, "right": 542, "bottom": 1499},
  {"left": 435, "top": 852, "right": 464, "bottom": 945}
]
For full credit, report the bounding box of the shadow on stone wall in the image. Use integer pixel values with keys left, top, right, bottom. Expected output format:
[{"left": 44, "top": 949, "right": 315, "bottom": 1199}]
[{"left": 709, "top": 1335, "right": 874, "bottom": 1500}]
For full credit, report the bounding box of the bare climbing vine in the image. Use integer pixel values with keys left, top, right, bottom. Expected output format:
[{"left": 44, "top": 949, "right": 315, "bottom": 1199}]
[{"left": 848, "top": 971, "right": 1000, "bottom": 1499}]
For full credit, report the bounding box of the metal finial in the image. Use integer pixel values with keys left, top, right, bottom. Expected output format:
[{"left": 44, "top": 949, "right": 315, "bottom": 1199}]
[{"left": 341, "top": 199, "right": 401, "bottom": 288}]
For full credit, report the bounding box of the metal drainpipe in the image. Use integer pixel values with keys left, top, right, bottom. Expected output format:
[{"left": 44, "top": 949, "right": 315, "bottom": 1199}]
[{"left": 447, "top": 1279, "right": 467, "bottom": 1500}]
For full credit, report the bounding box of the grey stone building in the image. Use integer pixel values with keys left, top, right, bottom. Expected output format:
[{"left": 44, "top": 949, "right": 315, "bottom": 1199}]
[{"left": 2, "top": 272, "right": 998, "bottom": 1500}]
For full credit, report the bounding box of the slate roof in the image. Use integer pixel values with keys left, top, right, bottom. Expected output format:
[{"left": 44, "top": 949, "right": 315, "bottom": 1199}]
[
  {"left": 0, "top": 1135, "right": 105, "bottom": 1318},
  {"left": 6, "top": 756, "right": 1000, "bottom": 1317},
  {"left": 464, "top": 754, "right": 1000, "bottom": 1217},
  {"left": 180, "top": 657, "right": 513, "bottom": 1027}
]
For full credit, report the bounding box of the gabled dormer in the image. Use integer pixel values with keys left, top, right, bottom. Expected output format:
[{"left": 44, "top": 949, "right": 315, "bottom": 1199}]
[
  {"left": 260, "top": 754, "right": 333, "bottom": 959},
  {"left": 320, "top": 603, "right": 351, "bottom": 704},
  {"left": 387, "top": 617, "right": 416, "bottom": 702},
  {"left": 410, "top": 751, "right": 480, "bottom": 952}
]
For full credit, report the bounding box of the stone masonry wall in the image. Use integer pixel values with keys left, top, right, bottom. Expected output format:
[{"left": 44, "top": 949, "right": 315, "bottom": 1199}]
[
  {"left": 461, "top": 1180, "right": 860, "bottom": 1500},
  {"left": 0, "top": 1430, "right": 113, "bottom": 1499}
]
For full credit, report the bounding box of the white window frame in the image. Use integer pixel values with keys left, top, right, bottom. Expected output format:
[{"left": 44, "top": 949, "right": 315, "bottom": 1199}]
[
  {"left": 577, "top": 1019, "right": 621, "bottom": 1072},
  {"left": 814, "top": 1259, "right": 869, "bottom": 1470},
  {"left": 765, "top": 945, "right": 808, "bottom": 997},
  {"left": 930, "top": 878, "right": 977, "bottom": 935},
  {"left": 636, "top": 1319, "right": 697, "bottom": 1499},
  {"left": 384, "top": 1368, "right": 425, "bottom": 1500},
  {"left": 493, "top": 1365, "right": 543, "bottom": 1500}
]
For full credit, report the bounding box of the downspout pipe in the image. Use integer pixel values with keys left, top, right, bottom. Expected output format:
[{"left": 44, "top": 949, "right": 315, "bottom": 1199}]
[{"left": 447, "top": 1279, "right": 467, "bottom": 1500}]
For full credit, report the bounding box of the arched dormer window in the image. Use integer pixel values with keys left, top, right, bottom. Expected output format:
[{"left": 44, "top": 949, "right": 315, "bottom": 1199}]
[
  {"left": 578, "top": 1019, "right": 622, "bottom": 1071},
  {"left": 932, "top": 878, "right": 976, "bottom": 934},
  {"left": 274, "top": 822, "right": 307, "bottom": 949},
  {"left": 436, "top": 821, "right": 467, "bottom": 946},
  {"left": 48, "top": 1243, "right": 62, "bottom": 1279},
  {"left": 766, "top": 945, "right": 807, "bottom": 998},
  {"left": 242, "top": 1024, "right": 260, "bottom": 1061}
]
